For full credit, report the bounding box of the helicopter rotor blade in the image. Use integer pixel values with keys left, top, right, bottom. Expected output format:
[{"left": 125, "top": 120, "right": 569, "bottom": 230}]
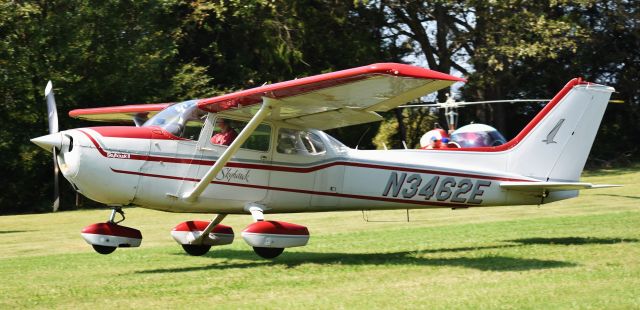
[
  {"left": 399, "top": 99, "right": 552, "bottom": 109},
  {"left": 397, "top": 102, "right": 438, "bottom": 108},
  {"left": 455, "top": 99, "right": 550, "bottom": 106}
]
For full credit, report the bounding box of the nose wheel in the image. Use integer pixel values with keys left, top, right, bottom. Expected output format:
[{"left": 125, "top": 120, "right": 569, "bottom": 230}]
[
  {"left": 90, "top": 208, "right": 125, "bottom": 254},
  {"left": 81, "top": 207, "right": 142, "bottom": 255}
]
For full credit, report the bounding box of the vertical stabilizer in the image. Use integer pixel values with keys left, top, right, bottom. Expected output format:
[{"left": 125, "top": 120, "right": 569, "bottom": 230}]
[{"left": 506, "top": 79, "right": 614, "bottom": 182}]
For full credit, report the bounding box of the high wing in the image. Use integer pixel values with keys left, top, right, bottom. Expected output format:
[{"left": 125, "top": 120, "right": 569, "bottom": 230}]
[
  {"left": 69, "top": 103, "right": 172, "bottom": 125},
  {"left": 197, "top": 63, "right": 465, "bottom": 130}
]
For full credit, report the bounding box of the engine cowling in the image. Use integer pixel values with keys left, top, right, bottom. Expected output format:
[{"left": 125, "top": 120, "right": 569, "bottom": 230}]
[
  {"left": 81, "top": 222, "right": 142, "bottom": 248},
  {"left": 242, "top": 221, "right": 309, "bottom": 248},
  {"left": 171, "top": 221, "right": 234, "bottom": 246}
]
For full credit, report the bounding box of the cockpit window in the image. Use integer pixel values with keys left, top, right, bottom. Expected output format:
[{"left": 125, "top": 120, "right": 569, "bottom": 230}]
[{"left": 143, "top": 100, "right": 206, "bottom": 140}]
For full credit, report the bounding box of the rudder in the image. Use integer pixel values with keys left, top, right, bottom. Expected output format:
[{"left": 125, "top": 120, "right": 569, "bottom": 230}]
[{"left": 505, "top": 79, "right": 614, "bottom": 182}]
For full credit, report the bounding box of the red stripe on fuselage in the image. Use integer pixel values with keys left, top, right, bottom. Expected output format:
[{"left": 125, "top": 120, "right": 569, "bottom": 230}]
[
  {"left": 80, "top": 129, "right": 530, "bottom": 182},
  {"left": 110, "top": 168, "right": 473, "bottom": 208}
]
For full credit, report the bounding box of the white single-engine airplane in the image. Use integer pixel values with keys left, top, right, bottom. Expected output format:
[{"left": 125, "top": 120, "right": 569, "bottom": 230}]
[{"left": 31, "top": 63, "right": 618, "bottom": 258}]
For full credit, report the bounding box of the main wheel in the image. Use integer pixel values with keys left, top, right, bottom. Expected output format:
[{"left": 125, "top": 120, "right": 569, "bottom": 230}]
[
  {"left": 253, "top": 247, "right": 284, "bottom": 259},
  {"left": 92, "top": 245, "right": 116, "bottom": 255},
  {"left": 181, "top": 244, "right": 211, "bottom": 256}
]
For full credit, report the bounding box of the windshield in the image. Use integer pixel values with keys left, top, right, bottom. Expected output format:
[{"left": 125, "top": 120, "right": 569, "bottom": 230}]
[{"left": 143, "top": 100, "right": 206, "bottom": 136}]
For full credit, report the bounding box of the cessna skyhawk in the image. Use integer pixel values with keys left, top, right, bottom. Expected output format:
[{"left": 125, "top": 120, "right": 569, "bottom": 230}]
[{"left": 31, "top": 63, "right": 617, "bottom": 258}]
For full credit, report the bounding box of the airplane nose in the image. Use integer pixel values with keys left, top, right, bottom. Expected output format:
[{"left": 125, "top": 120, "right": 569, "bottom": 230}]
[{"left": 31, "top": 133, "right": 63, "bottom": 151}]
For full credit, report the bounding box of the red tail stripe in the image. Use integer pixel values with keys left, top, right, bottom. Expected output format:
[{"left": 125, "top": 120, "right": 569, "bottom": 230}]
[{"left": 435, "top": 78, "right": 583, "bottom": 152}]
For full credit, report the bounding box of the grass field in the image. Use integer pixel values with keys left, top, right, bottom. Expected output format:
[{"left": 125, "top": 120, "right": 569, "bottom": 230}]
[{"left": 1, "top": 166, "right": 639, "bottom": 309}]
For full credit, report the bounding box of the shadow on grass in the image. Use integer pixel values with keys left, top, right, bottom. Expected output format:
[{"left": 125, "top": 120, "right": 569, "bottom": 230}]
[
  {"left": 507, "top": 237, "right": 639, "bottom": 245},
  {"left": 133, "top": 235, "right": 638, "bottom": 274},
  {"left": 0, "top": 230, "right": 32, "bottom": 234},
  {"left": 136, "top": 247, "right": 575, "bottom": 274},
  {"left": 594, "top": 194, "right": 640, "bottom": 200}
]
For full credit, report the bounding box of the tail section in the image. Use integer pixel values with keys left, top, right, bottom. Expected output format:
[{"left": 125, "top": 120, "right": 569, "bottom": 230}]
[{"left": 505, "top": 78, "right": 614, "bottom": 182}]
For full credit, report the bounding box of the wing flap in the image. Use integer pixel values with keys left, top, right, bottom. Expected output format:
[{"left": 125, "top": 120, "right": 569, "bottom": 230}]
[
  {"left": 500, "top": 181, "right": 621, "bottom": 192},
  {"left": 69, "top": 103, "right": 172, "bottom": 123}
]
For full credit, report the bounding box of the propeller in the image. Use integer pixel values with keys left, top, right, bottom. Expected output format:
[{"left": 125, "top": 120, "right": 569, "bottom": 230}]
[{"left": 44, "top": 81, "right": 60, "bottom": 212}]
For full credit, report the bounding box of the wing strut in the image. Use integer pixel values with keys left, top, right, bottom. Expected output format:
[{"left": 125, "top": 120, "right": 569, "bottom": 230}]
[{"left": 182, "top": 97, "right": 278, "bottom": 202}]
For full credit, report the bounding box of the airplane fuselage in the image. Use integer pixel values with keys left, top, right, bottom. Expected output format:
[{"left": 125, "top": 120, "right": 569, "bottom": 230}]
[{"left": 55, "top": 123, "right": 558, "bottom": 215}]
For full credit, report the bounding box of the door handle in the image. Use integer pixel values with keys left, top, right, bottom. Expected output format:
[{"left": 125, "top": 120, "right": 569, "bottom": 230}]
[{"left": 260, "top": 155, "right": 268, "bottom": 161}]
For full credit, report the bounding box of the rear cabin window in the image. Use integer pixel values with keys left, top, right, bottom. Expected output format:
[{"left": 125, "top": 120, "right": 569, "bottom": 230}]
[{"left": 277, "top": 128, "right": 326, "bottom": 155}]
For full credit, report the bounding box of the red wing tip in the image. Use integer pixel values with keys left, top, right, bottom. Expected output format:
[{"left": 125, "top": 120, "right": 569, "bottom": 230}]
[{"left": 367, "top": 62, "right": 466, "bottom": 82}]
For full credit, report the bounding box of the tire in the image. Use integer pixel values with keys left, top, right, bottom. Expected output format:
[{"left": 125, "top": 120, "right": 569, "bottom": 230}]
[
  {"left": 253, "top": 247, "right": 284, "bottom": 259},
  {"left": 92, "top": 245, "right": 116, "bottom": 255},
  {"left": 181, "top": 244, "right": 211, "bottom": 256}
]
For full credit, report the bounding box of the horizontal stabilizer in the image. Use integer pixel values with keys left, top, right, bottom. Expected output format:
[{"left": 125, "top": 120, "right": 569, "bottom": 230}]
[{"left": 500, "top": 181, "right": 621, "bottom": 192}]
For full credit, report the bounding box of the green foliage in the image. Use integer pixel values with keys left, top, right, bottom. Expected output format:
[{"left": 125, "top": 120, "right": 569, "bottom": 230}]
[
  {"left": 170, "top": 63, "right": 218, "bottom": 100},
  {"left": 373, "top": 109, "right": 438, "bottom": 149},
  {"left": 0, "top": 0, "right": 388, "bottom": 214},
  {"left": 372, "top": 115, "right": 399, "bottom": 150},
  {"left": 0, "top": 0, "right": 186, "bottom": 214}
]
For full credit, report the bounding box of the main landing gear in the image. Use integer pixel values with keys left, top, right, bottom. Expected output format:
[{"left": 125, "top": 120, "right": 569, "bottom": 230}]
[
  {"left": 172, "top": 205, "right": 311, "bottom": 259},
  {"left": 80, "top": 207, "right": 142, "bottom": 255},
  {"left": 171, "top": 215, "right": 234, "bottom": 257}
]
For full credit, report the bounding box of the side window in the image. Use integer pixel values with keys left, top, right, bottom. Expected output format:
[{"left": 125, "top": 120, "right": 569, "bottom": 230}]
[
  {"left": 277, "top": 128, "right": 326, "bottom": 155},
  {"left": 211, "top": 118, "right": 239, "bottom": 146},
  {"left": 302, "top": 132, "right": 325, "bottom": 154},
  {"left": 210, "top": 118, "right": 270, "bottom": 152},
  {"left": 182, "top": 117, "right": 206, "bottom": 141},
  {"left": 172, "top": 108, "right": 206, "bottom": 141},
  {"left": 241, "top": 124, "right": 271, "bottom": 152}
]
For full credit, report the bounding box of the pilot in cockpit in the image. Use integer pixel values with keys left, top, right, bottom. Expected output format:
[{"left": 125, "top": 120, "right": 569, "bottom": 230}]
[{"left": 211, "top": 118, "right": 238, "bottom": 146}]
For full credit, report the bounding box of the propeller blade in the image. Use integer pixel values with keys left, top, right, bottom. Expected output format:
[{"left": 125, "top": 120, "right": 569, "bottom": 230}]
[
  {"left": 45, "top": 81, "right": 59, "bottom": 134},
  {"left": 53, "top": 148, "right": 60, "bottom": 212},
  {"left": 45, "top": 81, "right": 60, "bottom": 212}
]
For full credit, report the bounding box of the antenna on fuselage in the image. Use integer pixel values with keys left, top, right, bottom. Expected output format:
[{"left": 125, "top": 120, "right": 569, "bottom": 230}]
[{"left": 355, "top": 127, "right": 371, "bottom": 150}]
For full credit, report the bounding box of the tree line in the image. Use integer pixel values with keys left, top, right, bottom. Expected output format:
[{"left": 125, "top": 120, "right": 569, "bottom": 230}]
[{"left": 0, "top": 0, "right": 637, "bottom": 214}]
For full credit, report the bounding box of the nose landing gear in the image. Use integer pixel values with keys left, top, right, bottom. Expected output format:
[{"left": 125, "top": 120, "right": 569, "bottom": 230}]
[{"left": 80, "top": 207, "right": 142, "bottom": 255}]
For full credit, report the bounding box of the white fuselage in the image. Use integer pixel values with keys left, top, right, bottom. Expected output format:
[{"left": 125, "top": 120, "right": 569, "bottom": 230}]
[{"left": 55, "top": 122, "right": 551, "bottom": 215}]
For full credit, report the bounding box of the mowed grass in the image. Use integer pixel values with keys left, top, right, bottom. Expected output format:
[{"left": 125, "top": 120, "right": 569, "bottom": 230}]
[{"left": 1, "top": 166, "right": 639, "bottom": 309}]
